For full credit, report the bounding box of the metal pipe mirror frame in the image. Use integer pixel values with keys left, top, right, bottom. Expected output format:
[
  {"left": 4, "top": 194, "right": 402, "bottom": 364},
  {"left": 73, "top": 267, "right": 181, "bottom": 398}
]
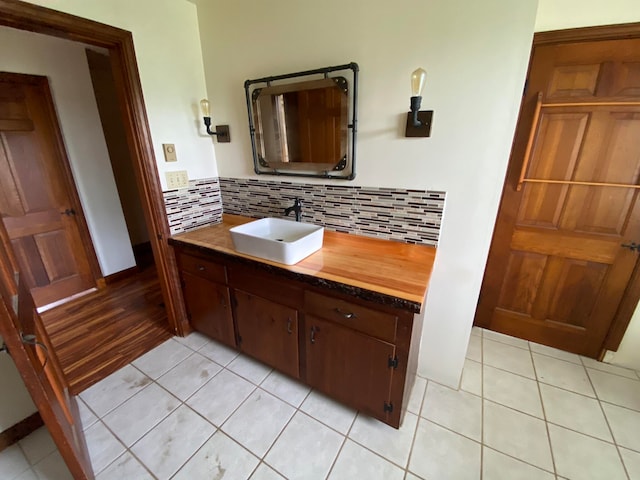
[{"left": 244, "top": 62, "right": 358, "bottom": 180}]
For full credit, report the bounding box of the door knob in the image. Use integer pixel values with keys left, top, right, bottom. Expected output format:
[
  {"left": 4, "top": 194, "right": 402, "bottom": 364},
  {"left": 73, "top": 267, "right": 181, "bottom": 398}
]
[
  {"left": 60, "top": 208, "right": 76, "bottom": 216},
  {"left": 621, "top": 242, "right": 640, "bottom": 252}
]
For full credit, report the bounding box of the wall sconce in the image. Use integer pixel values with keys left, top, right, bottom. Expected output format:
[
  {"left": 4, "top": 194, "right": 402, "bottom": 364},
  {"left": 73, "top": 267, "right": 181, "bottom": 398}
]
[
  {"left": 405, "top": 68, "right": 433, "bottom": 137},
  {"left": 200, "top": 99, "right": 231, "bottom": 142}
]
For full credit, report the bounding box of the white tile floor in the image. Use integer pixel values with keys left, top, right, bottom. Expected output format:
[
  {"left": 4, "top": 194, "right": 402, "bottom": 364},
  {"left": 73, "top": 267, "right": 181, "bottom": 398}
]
[{"left": 3, "top": 327, "right": 640, "bottom": 479}]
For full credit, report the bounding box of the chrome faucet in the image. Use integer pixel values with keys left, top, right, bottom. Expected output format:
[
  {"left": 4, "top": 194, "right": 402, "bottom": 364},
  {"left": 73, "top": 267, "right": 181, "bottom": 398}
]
[{"left": 284, "top": 198, "right": 303, "bottom": 222}]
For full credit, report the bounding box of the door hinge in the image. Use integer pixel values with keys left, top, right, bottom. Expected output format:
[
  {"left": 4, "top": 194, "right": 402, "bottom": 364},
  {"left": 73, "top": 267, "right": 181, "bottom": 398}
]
[
  {"left": 237, "top": 334, "right": 242, "bottom": 345},
  {"left": 388, "top": 355, "right": 398, "bottom": 369},
  {"left": 186, "top": 312, "right": 192, "bottom": 321},
  {"left": 383, "top": 402, "right": 394, "bottom": 413},
  {"left": 523, "top": 79, "right": 528, "bottom": 96}
]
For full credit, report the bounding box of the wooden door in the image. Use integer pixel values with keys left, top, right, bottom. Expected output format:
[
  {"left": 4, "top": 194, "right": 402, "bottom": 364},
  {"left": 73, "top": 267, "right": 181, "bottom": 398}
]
[
  {"left": 0, "top": 233, "right": 93, "bottom": 478},
  {"left": 233, "top": 290, "right": 299, "bottom": 379},
  {"left": 0, "top": 72, "right": 99, "bottom": 308},
  {"left": 294, "top": 87, "right": 346, "bottom": 164},
  {"left": 182, "top": 271, "right": 235, "bottom": 347},
  {"left": 305, "top": 315, "right": 395, "bottom": 422},
  {"left": 475, "top": 37, "right": 640, "bottom": 356}
]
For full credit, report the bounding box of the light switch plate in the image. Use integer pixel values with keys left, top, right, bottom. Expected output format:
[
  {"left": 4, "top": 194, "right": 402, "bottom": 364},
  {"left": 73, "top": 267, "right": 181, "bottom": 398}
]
[
  {"left": 165, "top": 170, "right": 189, "bottom": 189},
  {"left": 163, "top": 143, "right": 177, "bottom": 162}
]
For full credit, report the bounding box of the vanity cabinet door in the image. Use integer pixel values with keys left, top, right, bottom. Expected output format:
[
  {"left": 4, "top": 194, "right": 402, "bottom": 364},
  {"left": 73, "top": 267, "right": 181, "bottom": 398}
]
[
  {"left": 305, "top": 315, "right": 396, "bottom": 421},
  {"left": 234, "top": 290, "right": 299, "bottom": 379},
  {"left": 182, "top": 271, "right": 235, "bottom": 347}
]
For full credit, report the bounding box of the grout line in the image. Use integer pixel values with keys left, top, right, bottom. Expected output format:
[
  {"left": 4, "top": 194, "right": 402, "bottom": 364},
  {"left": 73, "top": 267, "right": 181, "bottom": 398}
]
[
  {"left": 529, "top": 344, "right": 558, "bottom": 477},
  {"left": 346, "top": 412, "right": 419, "bottom": 473},
  {"left": 586, "top": 364, "right": 632, "bottom": 480},
  {"left": 323, "top": 404, "right": 360, "bottom": 478},
  {"left": 482, "top": 334, "right": 530, "bottom": 351},
  {"left": 405, "top": 379, "right": 428, "bottom": 477},
  {"left": 322, "top": 417, "right": 349, "bottom": 478},
  {"left": 584, "top": 367, "right": 640, "bottom": 414},
  {"left": 483, "top": 444, "right": 558, "bottom": 477},
  {"left": 477, "top": 360, "right": 611, "bottom": 404},
  {"left": 579, "top": 355, "right": 640, "bottom": 381},
  {"left": 87, "top": 419, "right": 129, "bottom": 477}
]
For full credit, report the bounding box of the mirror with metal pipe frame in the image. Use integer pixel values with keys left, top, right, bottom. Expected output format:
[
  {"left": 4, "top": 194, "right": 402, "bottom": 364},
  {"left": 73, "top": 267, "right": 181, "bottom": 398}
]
[{"left": 244, "top": 62, "right": 358, "bottom": 180}]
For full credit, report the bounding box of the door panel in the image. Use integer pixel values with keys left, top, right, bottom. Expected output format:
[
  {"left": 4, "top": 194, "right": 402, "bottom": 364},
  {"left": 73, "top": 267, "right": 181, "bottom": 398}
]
[
  {"left": 305, "top": 315, "right": 395, "bottom": 420},
  {"left": 0, "top": 235, "right": 93, "bottom": 479},
  {"left": 496, "top": 252, "right": 547, "bottom": 315},
  {"left": 547, "top": 64, "right": 601, "bottom": 98},
  {"left": 182, "top": 271, "right": 235, "bottom": 348},
  {"left": 234, "top": 290, "right": 299, "bottom": 379},
  {"left": 476, "top": 37, "right": 640, "bottom": 356},
  {"left": 0, "top": 73, "right": 98, "bottom": 307}
]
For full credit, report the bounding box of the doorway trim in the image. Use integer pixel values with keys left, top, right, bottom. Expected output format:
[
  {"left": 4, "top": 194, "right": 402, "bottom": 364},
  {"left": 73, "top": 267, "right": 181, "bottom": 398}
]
[{"left": 0, "top": 0, "right": 188, "bottom": 335}]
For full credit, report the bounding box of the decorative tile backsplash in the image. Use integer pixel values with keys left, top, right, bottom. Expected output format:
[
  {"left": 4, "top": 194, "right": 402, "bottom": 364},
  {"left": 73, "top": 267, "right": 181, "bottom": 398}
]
[
  {"left": 219, "top": 177, "right": 445, "bottom": 246},
  {"left": 163, "top": 176, "right": 445, "bottom": 245},
  {"left": 163, "top": 178, "right": 223, "bottom": 234}
]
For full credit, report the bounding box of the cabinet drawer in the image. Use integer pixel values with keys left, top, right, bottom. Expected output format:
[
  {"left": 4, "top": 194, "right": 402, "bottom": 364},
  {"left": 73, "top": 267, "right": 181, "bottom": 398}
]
[
  {"left": 304, "top": 291, "right": 397, "bottom": 342},
  {"left": 177, "top": 252, "right": 226, "bottom": 283}
]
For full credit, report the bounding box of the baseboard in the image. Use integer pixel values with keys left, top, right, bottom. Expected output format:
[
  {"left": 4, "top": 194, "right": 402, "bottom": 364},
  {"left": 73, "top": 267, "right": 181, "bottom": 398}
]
[
  {"left": 104, "top": 266, "right": 140, "bottom": 285},
  {"left": 0, "top": 412, "right": 44, "bottom": 452}
]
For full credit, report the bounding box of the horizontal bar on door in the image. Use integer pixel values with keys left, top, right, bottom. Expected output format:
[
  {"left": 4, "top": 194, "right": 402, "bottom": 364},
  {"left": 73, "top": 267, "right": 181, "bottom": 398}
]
[
  {"left": 542, "top": 101, "right": 640, "bottom": 108},
  {"left": 521, "top": 178, "right": 640, "bottom": 189}
]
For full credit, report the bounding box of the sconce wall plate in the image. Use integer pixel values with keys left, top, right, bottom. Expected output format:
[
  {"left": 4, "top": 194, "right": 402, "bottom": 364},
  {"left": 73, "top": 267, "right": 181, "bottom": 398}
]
[
  {"left": 405, "top": 110, "right": 433, "bottom": 137},
  {"left": 214, "top": 125, "right": 231, "bottom": 143}
]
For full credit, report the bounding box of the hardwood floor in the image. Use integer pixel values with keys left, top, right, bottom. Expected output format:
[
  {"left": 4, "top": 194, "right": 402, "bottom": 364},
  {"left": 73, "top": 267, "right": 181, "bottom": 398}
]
[{"left": 41, "top": 266, "right": 172, "bottom": 394}]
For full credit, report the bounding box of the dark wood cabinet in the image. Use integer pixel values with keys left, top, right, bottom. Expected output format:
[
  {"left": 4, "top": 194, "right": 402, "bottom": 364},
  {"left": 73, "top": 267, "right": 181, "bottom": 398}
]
[
  {"left": 234, "top": 290, "right": 299, "bottom": 378},
  {"left": 177, "top": 254, "right": 235, "bottom": 347},
  {"left": 173, "top": 247, "right": 419, "bottom": 428},
  {"left": 305, "top": 315, "right": 396, "bottom": 419}
]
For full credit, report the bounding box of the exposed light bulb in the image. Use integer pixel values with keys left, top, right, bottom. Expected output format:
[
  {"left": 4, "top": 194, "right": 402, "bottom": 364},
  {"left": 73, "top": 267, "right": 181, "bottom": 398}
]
[
  {"left": 200, "top": 98, "right": 211, "bottom": 117},
  {"left": 410, "top": 68, "right": 427, "bottom": 97}
]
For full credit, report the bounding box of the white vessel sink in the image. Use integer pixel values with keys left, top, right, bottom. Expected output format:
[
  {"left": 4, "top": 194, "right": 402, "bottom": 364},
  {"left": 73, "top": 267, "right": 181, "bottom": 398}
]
[{"left": 229, "top": 217, "right": 324, "bottom": 265}]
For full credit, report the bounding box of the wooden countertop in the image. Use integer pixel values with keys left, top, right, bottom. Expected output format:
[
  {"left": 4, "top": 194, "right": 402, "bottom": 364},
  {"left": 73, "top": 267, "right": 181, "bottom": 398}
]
[{"left": 169, "top": 214, "right": 436, "bottom": 312}]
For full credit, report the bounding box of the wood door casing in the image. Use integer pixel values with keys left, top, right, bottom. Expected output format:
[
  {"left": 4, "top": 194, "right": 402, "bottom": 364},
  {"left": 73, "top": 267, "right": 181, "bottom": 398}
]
[
  {"left": 233, "top": 289, "right": 300, "bottom": 378},
  {"left": 475, "top": 36, "right": 640, "bottom": 356},
  {"left": 0, "top": 72, "right": 100, "bottom": 307}
]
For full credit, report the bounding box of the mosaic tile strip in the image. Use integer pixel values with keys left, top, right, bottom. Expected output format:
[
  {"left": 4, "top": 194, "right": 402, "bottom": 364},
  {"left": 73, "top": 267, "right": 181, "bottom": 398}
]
[
  {"left": 219, "top": 177, "right": 445, "bottom": 246},
  {"left": 163, "top": 178, "right": 223, "bottom": 234}
]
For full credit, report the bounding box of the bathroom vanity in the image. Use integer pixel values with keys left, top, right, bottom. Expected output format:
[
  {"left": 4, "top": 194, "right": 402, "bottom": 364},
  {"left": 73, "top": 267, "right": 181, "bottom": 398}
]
[{"left": 168, "top": 215, "right": 435, "bottom": 428}]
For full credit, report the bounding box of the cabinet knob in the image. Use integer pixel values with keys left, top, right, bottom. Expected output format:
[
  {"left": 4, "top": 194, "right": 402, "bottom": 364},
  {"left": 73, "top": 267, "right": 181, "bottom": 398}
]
[
  {"left": 334, "top": 307, "right": 357, "bottom": 319},
  {"left": 198, "top": 265, "right": 205, "bottom": 271},
  {"left": 310, "top": 326, "right": 317, "bottom": 344},
  {"left": 287, "top": 318, "right": 293, "bottom": 334}
]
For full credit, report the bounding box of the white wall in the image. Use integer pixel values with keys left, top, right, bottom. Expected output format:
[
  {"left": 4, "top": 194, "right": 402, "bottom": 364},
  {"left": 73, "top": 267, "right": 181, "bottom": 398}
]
[
  {"left": 536, "top": 0, "right": 640, "bottom": 31},
  {"left": 195, "top": 0, "right": 539, "bottom": 387},
  {"left": 0, "top": 27, "right": 135, "bottom": 276},
  {"left": 534, "top": 0, "right": 640, "bottom": 370},
  {"left": 21, "top": 0, "right": 218, "bottom": 190},
  {"left": 0, "top": 337, "right": 37, "bottom": 431},
  {"left": 604, "top": 308, "right": 640, "bottom": 370}
]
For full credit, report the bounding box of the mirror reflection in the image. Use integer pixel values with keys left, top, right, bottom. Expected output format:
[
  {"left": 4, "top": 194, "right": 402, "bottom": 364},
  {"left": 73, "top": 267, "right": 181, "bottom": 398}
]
[{"left": 245, "top": 63, "right": 358, "bottom": 180}]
